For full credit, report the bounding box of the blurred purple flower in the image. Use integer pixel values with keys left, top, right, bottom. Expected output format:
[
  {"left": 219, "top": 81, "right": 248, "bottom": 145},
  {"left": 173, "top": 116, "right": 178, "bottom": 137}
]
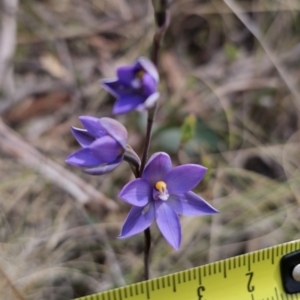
[
  {"left": 118, "top": 152, "right": 218, "bottom": 249},
  {"left": 101, "top": 57, "right": 160, "bottom": 114},
  {"left": 66, "top": 116, "right": 127, "bottom": 175}
]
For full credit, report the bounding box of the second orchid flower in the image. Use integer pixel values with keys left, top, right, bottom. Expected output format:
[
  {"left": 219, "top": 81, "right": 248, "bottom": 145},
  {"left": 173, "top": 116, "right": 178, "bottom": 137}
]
[{"left": 101, "top": 57, "right": 160, "bottom": 114}]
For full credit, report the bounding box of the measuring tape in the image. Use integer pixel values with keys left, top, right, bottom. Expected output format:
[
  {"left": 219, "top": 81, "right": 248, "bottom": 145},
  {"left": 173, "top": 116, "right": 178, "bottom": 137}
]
[{"left": 75, "top": 240, "right": 300, "bottom": 300}]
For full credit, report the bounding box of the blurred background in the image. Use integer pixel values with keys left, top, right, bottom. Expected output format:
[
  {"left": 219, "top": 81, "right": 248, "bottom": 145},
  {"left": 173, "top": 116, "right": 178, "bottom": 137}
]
[{"left": 0, "top": 0, "right": 300, "bottom": 299}]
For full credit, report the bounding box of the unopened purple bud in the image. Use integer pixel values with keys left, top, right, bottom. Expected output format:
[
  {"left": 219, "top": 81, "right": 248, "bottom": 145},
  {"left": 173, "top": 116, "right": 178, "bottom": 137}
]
[{"left": 66, "top": 116, "right": 127, "bottom": 175}]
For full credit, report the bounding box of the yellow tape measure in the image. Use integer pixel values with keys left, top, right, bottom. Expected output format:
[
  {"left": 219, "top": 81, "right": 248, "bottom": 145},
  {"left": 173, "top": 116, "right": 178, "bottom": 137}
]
[{"left": 75, "top": 240, "right": 300, "bottom": 300}]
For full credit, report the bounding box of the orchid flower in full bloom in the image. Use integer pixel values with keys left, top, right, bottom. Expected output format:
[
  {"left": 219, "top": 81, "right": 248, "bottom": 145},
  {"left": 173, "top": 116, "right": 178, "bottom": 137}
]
[{"left": 118, "top": 152, "right": 218, "bottom": 249}]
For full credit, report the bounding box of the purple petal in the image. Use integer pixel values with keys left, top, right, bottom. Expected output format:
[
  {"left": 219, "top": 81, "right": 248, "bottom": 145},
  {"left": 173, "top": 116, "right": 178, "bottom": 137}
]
[
  {"left": 90, "top": 136, "right": 123, "bottom": 163},
  {"left": 101, "top": 78, "right": 122, "bottom": 98},
  {"left": 113, "top": 94, "right": 145, "bottom": 114},
  {"left": 119, "top": 178, "right": 151, "bottom": 207},
  {"left": 142, "top": 152, "right": 172, "bottom": 186},
  {"left": 71, "top": 127, "right": 95, "bottom": 147},
  {"left": 138, "top": 57, "right": 159, "bottom": 83},
  {"left": 117, "top": 65, "right": 137, "bottom": 87},
  {"left": 79, "top": 116, "right": 106, "bottom": 138},
  {"left": 142, "top": 73, "right": 157, "bottom": 96},
  {"left": 84, "top": 156, "right": 123, "bottom": 175},
  {"left": 164, "top": 164, "right": 207, "bottom": 194},
  {"left": 99, "top": 117, "right": 128, "bottom": 149},
  {"left": 168, "top": 192, "right": 218, "bottom": 216},
  {"left": 155, "top": 201, "right": 181, "bottom": 250},
  {"left": 118, "top": 203, "right": 155, "bottom": 238},
  {"left": 66, "top": 148, "right": 102, "bottom": 167}
]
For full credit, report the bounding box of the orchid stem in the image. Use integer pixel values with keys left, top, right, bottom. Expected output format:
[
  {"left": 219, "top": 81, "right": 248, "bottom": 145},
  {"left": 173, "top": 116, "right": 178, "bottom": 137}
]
[
  {"left": 141, "top": 1, "right": 169, "bottom": 280},
  {"left": 144, "top": 227, "right": 151, "bottom": 280},
  {"left": 140, "top": 107, "right": 156, "bottom": 280},
  {"left": 140, "top": 106, "right": 157, "bottom": 174},
  {"left": 140, "top": 8, "right": 167, "bottom": 175},
  {"left": 151, "top": 28, "right": 164, "bottom": 66}
]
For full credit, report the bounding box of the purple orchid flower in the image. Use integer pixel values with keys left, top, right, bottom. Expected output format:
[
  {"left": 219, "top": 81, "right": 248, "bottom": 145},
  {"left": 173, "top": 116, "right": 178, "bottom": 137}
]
[
  {"left": 101, "top": 57, "right": 160, "bottom": 115},
  {"left": 118, "top": 152, "right": 218, "bottom": 249},
  {"left": 66, "top": 116, "right": 127, "bottom": 175}
]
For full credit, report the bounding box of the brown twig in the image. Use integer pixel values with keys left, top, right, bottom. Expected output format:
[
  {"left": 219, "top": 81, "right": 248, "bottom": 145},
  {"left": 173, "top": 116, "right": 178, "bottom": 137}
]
[{"left": 0, "top": 118, "right": 118, "bottom": 211}]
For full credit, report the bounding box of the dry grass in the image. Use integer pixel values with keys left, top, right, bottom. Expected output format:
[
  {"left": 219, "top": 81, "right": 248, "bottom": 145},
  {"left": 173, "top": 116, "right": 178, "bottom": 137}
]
[{"left": 0, "top": 0, "right": 300, "bottom": 299}]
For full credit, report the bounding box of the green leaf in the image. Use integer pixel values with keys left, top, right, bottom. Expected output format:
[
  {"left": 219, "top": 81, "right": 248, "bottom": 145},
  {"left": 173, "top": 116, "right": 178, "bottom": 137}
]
[
  {"left": 224, "top": 43, "right": 238, "bottom": 61},
  {"left": 180, "top": 113, "right": 196, "bottom": 144}
]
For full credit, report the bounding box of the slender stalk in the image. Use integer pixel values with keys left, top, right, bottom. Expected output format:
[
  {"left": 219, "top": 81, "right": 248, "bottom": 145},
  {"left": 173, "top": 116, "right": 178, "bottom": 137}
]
[
  {"left": 140, "top": 105, "right": 157, "bottom": 174},
  {"left": 140, "top": 11, "right": 168, "bottom": 175},
  {"left": 124, "top": 145, "right": 141, "bottom": 178},
  {"left": 140, "top": 2, "right": 170, "bottom": 280},
  {"left": 143, "top": 228, "right": 152, "bottom": 280},
  {"left": 151, "top": 28, "right": 165, "bottom": 66},
  {"left": 140, "top": 104, "right": 155, "bottom": 280}
]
